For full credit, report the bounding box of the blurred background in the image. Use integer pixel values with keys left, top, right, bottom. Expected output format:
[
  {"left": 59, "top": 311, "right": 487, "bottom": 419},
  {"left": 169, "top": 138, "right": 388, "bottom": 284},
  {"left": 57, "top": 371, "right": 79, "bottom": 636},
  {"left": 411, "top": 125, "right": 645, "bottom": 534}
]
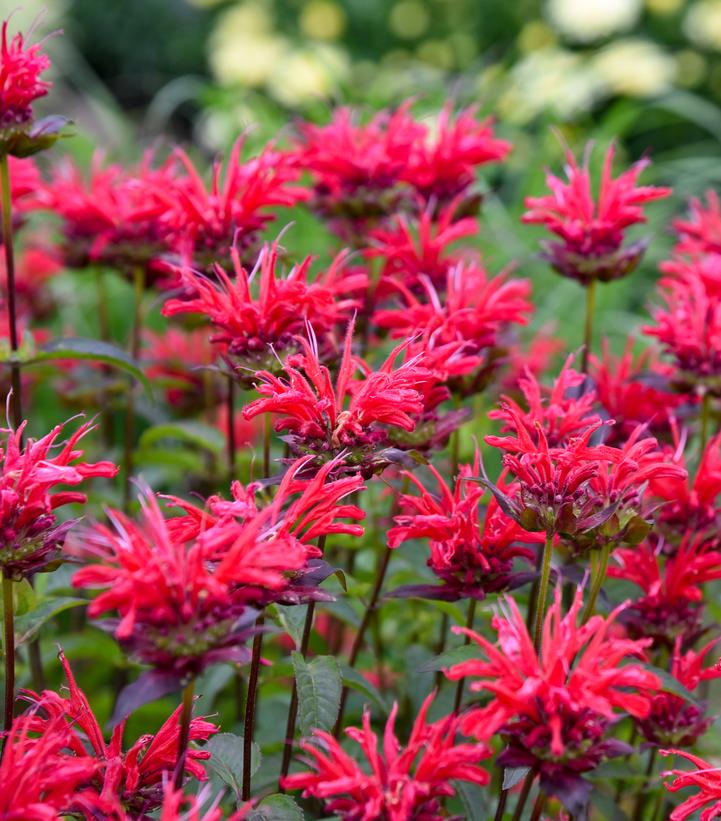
[{"left": 14, "top": 0, "right": 721, "bottom": 343}]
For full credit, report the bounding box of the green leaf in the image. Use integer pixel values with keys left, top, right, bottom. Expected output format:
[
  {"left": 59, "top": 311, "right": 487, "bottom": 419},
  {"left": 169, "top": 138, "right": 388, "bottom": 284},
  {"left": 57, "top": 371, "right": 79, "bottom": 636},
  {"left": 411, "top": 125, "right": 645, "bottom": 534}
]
[
  {"left": 248, "top": 794, "right": 305, "bottom": 821},
  {"left": 455, "top": 780, "right": 491, "bottom": 821},
  {"left": 29, "top": 337, "right": 151, "bottom": 395},
  {"left": 417, "top": 644, "right": 477, "bottom": 673},
  {"left": 644, "top": 664, "right": 701, "bottom": 707},
  {"left": 503, "top": 766, "right": 531, "bottom": 790},
  {"left": 206, "top": 732, "right": 261, "bottom": 801},
  {"left": 273, "top": 604, "right": 310, "bottom": 651},
  {"left": 139, "top": 421, "right": 226, "bottom": 454},
  {"left": 292, "top": 653, "right": 342, "bottom": 736},
  {"left": 13, "top": 597, "right": 86, "bottom": 645},
  {"left": 340, "top": 665, "right": 389, "bottom": 715}
]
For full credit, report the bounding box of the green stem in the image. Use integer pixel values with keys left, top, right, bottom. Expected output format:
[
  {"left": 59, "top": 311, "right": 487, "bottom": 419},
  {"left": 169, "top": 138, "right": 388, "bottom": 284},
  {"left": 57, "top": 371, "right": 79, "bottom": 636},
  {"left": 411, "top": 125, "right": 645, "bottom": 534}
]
[
  {"left": 631, "top": 747, "right": 657, "bottom": 821},
  {"left": 279, "top": 599, "right": 316, "bottom": 790},
  {"left": 453, "top": 598, "right": 477, "bottom": 713},
  {"left": 0, "top": 153, "right": 22, "bottom": 432},
  {"left": 493, "top": 783, "right": 508, "bottom": 821},
  {"left": 532, "top": 533, "right": 554, "bottom": 652},
  {"left": 701, "top": 390, "right": 711, "bottom": 453},
  {"left": 510, "top": 770, "right": 536, "bottom": 821},
  {"left": 582, "top": 542, "right": 611, "bottom": 622},
  {"left": 242, "top": 615, "right": 265, "bottom": 801},
  {"left": 529, "top": 790, "right": 546, "bottom": 821},
  {"left": 122, "top": 265, "right": 145, "bottom": 511},
  {"left": 263, "top": 414, "right": 271, "bottom": 479},
  {"left": 2, "top": 573, "right": 15, "bottom": 734},
  {"left": 173, "top": 678, "right": 196, "bottom": 789},
  {"left": 334, "top": 545, "right": 394, "bottom": 737},
  {"left": 434, "top": 611, "right": 449, "bottom": 690},
  {"left": 581, "top": 279, "right": 596, "bottom": 374},
  {"left": 227, "top": 375, "right": 236, "bottom": 483}
]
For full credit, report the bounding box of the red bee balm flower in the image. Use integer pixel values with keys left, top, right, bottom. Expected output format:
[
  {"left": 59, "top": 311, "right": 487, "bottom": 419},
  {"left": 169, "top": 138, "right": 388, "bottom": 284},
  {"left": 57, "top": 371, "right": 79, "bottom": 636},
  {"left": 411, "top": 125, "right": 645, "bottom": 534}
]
[
  {"left": 0, "top": 415, "right": 118, "bottom": 579},
  {"left": 522, "top": 143, "right": 671, "bottom": 284},
  {"left": 243, "top": 320, "right": 433, "bottom": 475},
  {"left": 446, "top": 589, "right": 660, "bottom": 815},
  {"left": 162, "top": 242, "right": 364, "bottom": 384},
  {"left": 281, "top": 693, "right": 491, "bottom": 821},
  {"left": 388, "top": 455, "right": 541, "bottom": 600},
  {"left": 673, "top": 190, "right": 721, "bottom": 256},
  {"left": 0, "top": 18, "right": 51, "bottom": 126},
  {"left": 20, "top": 650, "right": 217, "bottom": 818},
  {"left": 661, "top": 749, "right": 721, "bottom": 821}
]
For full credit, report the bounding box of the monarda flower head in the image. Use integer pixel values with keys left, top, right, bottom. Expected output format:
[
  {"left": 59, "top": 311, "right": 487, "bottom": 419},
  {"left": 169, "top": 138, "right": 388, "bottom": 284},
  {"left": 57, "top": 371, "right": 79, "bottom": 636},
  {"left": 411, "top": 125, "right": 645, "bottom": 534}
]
[
  {"left": 368, "top": 201, "right": 479, "bottom": 296},
  {"left": 445, "top": 588, "right": 660, "bottom": 816},
  {"left": 673, "top": 190, "right": 721, "bottom": 256},
  {"left": 281, "top": 693, "right": 491, "bottom": 821},
  {"left": 0, "top": 415, "right": 118, "bottom": 579},
  {"left": 19, "top": 650, "right": 217, "bottom": 819},
  {"left": 374, "top": 259, "right": 533, "bottom": 397},
  {"left": 522, "top": 142, "right": 671, "bottom": 285},
  {"left": 155, "top": 138, "right": 307, "bottom": 269},
  {"left": 38, "top": 153, "right": 177, "bottom": 278},
  {"left": 242, "top": 320, "right": 434, "bottom": 476},
  {"left": 387, "top": 455, "right": 541, "bottom": 601},
  {"left": 162, "top": 242, "right": 364, "bottom": 386},
  {"left": 401, "top": 104, "right": 511, "bottom": 209},
  {"left": 637, "top": 638, "right": 721, "bottom": 749},
  {"left": 589, "top": 339, "right": 688, "bottom": 445},
  {"left": 660, "top": 749, "right": 721, "bottom": 821},
  {"left": 608, "top": 536, "right": 721, "bottom": 650},
  {"left": 644, "top": 264, "right": 721, "bottom": 395},
  {"left": 294, "top": 103, "right": 424, "bottom": 242}
]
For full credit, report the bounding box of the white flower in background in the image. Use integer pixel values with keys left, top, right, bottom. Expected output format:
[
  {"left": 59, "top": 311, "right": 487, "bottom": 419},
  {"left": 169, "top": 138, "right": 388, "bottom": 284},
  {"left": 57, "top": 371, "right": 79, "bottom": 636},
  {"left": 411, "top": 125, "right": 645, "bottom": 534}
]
[
  {"left": 546, "top": 0, "right": 642, "bottom": 43},
  {"left": 593, "top": 38, "right": 676, "bottom": 96},
  {"left": 685, "top": 0, "right": 721, "bottom": 51},
  {"left": 209, "top": 2, "right": 287, "bottom": 87},
  {"left": 266, "top": 43, "right": 350, "bottom": 106},
  {"left": 498, "top": 48, "right": 605, "bottom": 123}
]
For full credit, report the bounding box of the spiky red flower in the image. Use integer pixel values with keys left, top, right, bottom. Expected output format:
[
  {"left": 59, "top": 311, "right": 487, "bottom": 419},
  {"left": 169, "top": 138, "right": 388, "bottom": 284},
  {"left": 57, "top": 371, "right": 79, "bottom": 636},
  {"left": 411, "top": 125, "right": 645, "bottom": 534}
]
[
  {"left": 159, "top": 785, "right": 250, "bottom": 821},
  {"left": 401, "top": 105, "right": 511, "bottom": 205},
  {"left": 522, "top": 143, "right": 671, "bottom": 284},
  {"left": 294, "top": 104, "right": 423, "bottom": 240},
  {"left": 589, "top": 339, "right": 687, "bottom": 444},
  {"left": 281, "top": 693, "right": 491, "bottom": 821},
  {"left": 374, "top": 259, "right": 532, "bottom": 394},
  {"left": 644, "top": 265, "right": 721, "bottom": 393},
  {"left": 673, "top": 190, "right": 721, "bottom": 256},
  {"left": 0, "top": 711, "right": 99, "bottom": 820},
  {"left": 637, "top": 638, "right": 721, "bottom": 748},
  {"left": 388, "top": 455, "right": 540, "bottom": 600},
  {"left": 368, "top": 202, "right": 479, "bottom": 295},
  {"left": 0, "top": 18, "right": 51, "bottom": 126},
  {"left": 446, "top": 588, "right": 660, "bottom": 815},
  {"left": 38, "top": 153, "right": 177, "bottom": 276},
  {"left": 20, "top": 650, "right": 217, "bottom": 818},
  {"left": 488, "top": 355, "right": 600, "bottom": 448},
  {"left": 609, "top": 537, "right": 721, "bottom": 648},
  {"left": 162, "top": 242, "right": 364, "bottom": 384},
  {"left": 0, "top": 415, "right": 118, "bottom": 579},
  {"left": 155, "top": 138, "right": 307, "bottom": 268},
  {"left": 660, "top": 749, "right": 721, "bottom": 821},
  {"left": 243, "top": 320, "right": 433, "bottom": 475}
]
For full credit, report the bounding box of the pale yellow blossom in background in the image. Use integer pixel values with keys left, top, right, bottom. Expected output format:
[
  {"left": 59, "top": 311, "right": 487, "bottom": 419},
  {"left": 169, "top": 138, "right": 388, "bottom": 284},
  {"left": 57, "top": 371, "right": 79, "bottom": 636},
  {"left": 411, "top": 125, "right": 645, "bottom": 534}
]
[
  {"left": 546, "top": 0, "right": 642, "bottom": 43},
  {"left": 593, "top": 38, "right": 676, "bottom": 96},
  {"left": 685, "top": 0, "right": 721, "bottom": 51}
]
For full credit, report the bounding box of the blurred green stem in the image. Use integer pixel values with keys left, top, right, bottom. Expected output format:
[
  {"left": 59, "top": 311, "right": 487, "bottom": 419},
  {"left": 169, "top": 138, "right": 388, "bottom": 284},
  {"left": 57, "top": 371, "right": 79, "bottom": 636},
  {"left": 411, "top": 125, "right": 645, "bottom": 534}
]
[
  {"left": 242, "top": 615, "right": 265, "bottom": 801},
  {"left": 511, "top": 770, "right": 536, "bottom": 821},
  {"left": 0, "top": 153, "right": 22, "bottom": 431},
  {"left": 581, "top": 279, "right": 596, "bottom": 374},
  {"left": 453, "top": 598, "right": 477, "bottom": 713},
  {"left": 173, "top": 678, "right": 195, "bottom": 789},
  {"left": 122, "top": 265, "right": 145, "bottom": 511},
  {"left": 227, "top": 375, "right": 236, "bottom": 482},
  {"left": 701, "top": 390, "right": 711, "bottom": 453},
  {"left": 2, "top": 573, "right": 14, "bottom": 735},
  {"left": 532, "top": 533, "right": 554, "bottom": 652},
  {"left": 582, "top": 542, "right": 611, "bottom": 622}
]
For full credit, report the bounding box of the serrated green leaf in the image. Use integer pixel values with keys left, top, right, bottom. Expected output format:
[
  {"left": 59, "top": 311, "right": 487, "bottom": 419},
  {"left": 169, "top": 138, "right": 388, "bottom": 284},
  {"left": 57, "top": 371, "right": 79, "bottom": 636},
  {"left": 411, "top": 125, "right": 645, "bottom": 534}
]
[
  {"left": 455, "top": 779, "right": 491, "bottom": 821},
  {"left": 30, "top": 337, "right": 151, "bottom": 395},
  {"left": 340, "top": 664, "right": 389, "bottom": 715},
  {"left": 292, "top": 653, "right": 342, "bottom": 736},
  {"left": 417, "top": 643, "right": 477, "bottom": 673},
  {"left": 139, "top": 421, "right": 225, "bottom": 454},
  {"left": 273, "top": 604, "right": 309, "bottom": 651},
  {"left": 206, "top": 732, "right": 261, "bottom": 801},
  {"left": 13, "top": 597, "right": 86, "bottom": 645},
  {"left": 248, "top": 794, "right": 304, "bottom": 821}
]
